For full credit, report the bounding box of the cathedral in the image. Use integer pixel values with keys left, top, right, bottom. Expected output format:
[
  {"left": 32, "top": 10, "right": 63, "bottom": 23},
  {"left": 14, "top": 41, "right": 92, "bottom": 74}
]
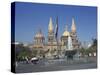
[{"left": 32, "top": 17, "right": 80, "bottom": 59}]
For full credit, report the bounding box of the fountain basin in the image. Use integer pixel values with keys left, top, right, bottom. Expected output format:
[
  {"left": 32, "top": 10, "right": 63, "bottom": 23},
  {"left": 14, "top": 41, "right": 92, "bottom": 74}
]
[{"left": 65, "top": 50, "right": 77, "bottom": 59}]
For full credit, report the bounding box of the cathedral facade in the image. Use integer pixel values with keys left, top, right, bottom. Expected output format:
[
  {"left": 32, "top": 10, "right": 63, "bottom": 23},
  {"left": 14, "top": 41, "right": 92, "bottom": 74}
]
[{"left": 33, "top": 17, "right": 80, "bottom": 59}]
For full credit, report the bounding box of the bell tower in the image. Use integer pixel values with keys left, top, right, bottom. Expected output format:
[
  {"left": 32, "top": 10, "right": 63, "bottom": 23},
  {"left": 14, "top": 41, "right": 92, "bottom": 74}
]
[
  {"left": 71, "top": 18, "right": 79, "bottom": 49},
  {"left": 48, "top": 17, "right": 55, "bottom": 44},
  {"left": 71, "top": 18, "right": 76, "bottom": 34}
]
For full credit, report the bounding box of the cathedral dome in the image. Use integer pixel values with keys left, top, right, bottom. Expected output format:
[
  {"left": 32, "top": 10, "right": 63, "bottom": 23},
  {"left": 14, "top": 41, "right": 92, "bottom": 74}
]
[
  {"left": 62, "top": 25, "right": 70, "bottom": 36},
  {"left": 35, "top": 33, "right": 43, "bottom": 38},
  {"left": 34, "top": 30, "right": 44, "bottom": 38},
  {"left": 62, "top": 31, "right": 70, "bottom": 36}
]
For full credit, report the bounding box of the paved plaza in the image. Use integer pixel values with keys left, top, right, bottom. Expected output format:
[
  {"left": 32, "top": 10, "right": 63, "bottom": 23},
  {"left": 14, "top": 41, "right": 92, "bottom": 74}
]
[{"left": 16, "top": 57, "right": 97, "bottom": 73}]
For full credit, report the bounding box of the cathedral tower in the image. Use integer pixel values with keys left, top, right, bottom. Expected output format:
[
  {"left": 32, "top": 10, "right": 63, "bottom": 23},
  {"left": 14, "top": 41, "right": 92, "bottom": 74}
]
[
  {"left": 48, "top": 17, "right": 55, "bottom": 44},
  {"left": 71, "top": 18, "right": 76, "bottom": 33},
  {"left": 33, "top": 29, "right": 45, "bottom": 57},
  {"left": 71, "top": 18, "right": 79, "bottom": 49}
]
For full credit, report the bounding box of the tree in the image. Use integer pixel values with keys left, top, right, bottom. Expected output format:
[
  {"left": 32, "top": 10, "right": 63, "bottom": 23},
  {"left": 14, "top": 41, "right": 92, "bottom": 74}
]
[
  {"left": 92, "top": 38, "right": 97, "bottom": 47},
  {"left": 16, "top": 44, "right": 32, "bottom": 61},
  {"left": 89, "top": 38, "right": 97, "bottom": 53}
]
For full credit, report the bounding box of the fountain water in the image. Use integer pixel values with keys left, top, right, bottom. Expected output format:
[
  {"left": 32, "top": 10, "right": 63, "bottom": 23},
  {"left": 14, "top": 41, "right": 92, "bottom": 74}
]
[
  {"left": 67, "top": 36, "right": 73, "bottom": 50},
  {"left": 65, "top": 35, "right": 77, "bottom": 59}
]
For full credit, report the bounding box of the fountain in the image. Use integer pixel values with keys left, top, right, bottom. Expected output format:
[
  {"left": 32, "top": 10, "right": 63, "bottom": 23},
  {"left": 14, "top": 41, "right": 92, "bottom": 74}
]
[
  {"left": 65, "top": 35, "right": 77, "bottom": 59},
  {"left": 67, "top": 36, "right": 73, "bottom": 50}
]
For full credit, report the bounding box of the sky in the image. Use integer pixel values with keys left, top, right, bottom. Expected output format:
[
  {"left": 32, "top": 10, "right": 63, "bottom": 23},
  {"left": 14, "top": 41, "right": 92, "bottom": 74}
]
[{"left": 14, "top": 2, "right": 97, "bottom": 44}]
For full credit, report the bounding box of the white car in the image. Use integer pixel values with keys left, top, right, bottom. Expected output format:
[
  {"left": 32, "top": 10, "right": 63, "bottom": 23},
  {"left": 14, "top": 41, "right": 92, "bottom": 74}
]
[{"left": 30, "top": 57, "right": 39, "bottom": 64}]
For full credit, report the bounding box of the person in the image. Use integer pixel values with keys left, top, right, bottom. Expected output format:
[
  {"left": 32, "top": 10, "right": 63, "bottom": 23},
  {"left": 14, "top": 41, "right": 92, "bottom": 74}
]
[{"left": 25, "top": 56, "right": 29, "bottom": 64}]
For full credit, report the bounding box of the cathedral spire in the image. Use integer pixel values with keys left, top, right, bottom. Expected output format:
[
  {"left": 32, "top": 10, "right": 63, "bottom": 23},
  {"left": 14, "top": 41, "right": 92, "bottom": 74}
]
[
  {"left": 71, "top": 18, "right": 76, "bottom": 33},
  {"left": 48, "top": 17, "right": 53, "bottom": 33}
]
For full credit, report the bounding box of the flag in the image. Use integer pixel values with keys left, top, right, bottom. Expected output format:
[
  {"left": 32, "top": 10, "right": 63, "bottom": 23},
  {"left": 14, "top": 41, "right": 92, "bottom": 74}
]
[{"left": 55, "top": 16, "right": 58, "bottom": 39}]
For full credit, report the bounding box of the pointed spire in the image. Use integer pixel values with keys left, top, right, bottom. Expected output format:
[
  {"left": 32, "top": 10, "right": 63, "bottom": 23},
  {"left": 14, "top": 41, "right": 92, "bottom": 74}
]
[
  {"left": 71, "top": 17, "right": 76, "bottom": 33},
  {"left": 48, "top": 17, "right": 53, "bottom": 33}
]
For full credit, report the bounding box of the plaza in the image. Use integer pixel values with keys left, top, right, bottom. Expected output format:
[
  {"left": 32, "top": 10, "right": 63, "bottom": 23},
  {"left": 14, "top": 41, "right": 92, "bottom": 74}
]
[{"left": 16, "top": 57, "right": 97, "bottom": 73}]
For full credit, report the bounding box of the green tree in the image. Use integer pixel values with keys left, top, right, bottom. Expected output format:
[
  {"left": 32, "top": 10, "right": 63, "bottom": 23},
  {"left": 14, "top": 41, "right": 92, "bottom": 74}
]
[
  {"left": 16, "top": 44, "right": 32, "bottom": 61},
  {"left": 89, "top": 38, "right": 97, "bottom": 53}
]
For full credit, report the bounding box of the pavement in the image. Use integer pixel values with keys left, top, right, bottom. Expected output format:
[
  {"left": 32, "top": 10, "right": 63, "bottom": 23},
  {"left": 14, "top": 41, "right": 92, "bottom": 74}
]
[{"left": 15, "top": 57, "right": 97, "bottom": 73}]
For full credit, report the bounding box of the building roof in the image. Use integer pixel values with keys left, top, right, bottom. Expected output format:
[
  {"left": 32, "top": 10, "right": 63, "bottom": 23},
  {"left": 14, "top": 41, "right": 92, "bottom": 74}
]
[
  {"left": 34, "top": 29, "right": 44, "bottom": 38},
  {"left": 62, "top": 25, "right": 70, "bottom": 36},
  {"left": 62, "top": 31, "right": 70, "bottom": 36}
]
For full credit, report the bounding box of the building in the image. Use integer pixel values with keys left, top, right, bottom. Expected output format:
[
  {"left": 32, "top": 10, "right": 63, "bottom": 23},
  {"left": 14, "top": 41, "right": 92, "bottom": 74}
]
[{"left": 32, "top": 17, "right": 80, "bottom": 59}]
